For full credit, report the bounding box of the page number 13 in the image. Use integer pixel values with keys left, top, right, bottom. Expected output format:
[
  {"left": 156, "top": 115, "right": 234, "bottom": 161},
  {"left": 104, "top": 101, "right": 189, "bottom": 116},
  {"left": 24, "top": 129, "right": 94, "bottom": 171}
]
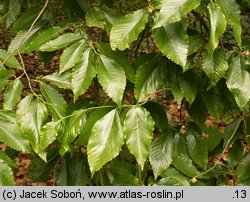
[{"left": 234, "top": 190, "right": 247, "bottom": 199}]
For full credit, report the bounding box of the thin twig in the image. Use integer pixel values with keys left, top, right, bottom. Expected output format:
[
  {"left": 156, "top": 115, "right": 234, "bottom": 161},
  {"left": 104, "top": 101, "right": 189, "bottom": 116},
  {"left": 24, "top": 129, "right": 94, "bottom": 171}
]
[
  {"left": 17, "top": 50, "right": 39, "bottom": 98},
  {"left": 193, "top": 164, "right": 217, "bottom": 179},
  {"left": 134, "top": 23, "right": 149, "bottom": 58}
]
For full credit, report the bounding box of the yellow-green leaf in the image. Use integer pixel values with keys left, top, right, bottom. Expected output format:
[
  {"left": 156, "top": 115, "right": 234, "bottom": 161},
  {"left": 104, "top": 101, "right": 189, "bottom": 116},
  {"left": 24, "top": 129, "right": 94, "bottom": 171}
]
[
  {"left": 110, "top": 9, "right": 149, "bottom": 50},
  {"left": 124, "top": 106, "right": 154, "bottom": 170},
  {"left": 87, "top": 109, "right": 124, "bottom": 175},
  {"left": 207, "top": 2, "right": 227, "bottom": 55}
]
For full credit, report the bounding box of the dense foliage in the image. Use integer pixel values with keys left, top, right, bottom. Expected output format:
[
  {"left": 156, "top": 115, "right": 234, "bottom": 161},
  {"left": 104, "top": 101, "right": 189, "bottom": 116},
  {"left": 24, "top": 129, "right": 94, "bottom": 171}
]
[{"left": 0, "top": 0, "right": 250, "bottom": 185}]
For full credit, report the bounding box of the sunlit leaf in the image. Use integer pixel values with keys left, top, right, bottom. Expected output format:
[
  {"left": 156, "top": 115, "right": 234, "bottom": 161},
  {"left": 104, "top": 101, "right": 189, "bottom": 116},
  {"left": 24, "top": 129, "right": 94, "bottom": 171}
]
[
  {"left": 226, "top": 55, "right": 250, "bottom": 110},
  {"left": 43, "top": 72, "right": 72, "bottom": 89},
  {"left": 207, "top": 2, "right": 227, "bottom": 55},
  {"left": 39, "top": 122, "right": 59, "bottom": 152},
  {"left": 153, "top": 0, "right": 201, "bottom": 28},
  {"left": 110, "top": 9, "right": 148, "bottom": 50},
  {"left": 88, "top": 109, "right": 124, "bottom": 175},
  {"left": 40, "top": 82, "right": 67, "bottom": 121},
  {"left": 3, "top": 79, "right": 23, "bottom": 110},
  {"left": 0, "top": 49, "right": 22, "bottom": 69},
  {"left": 60, "top": 109, "right": 87, "bottom": 155},
  {"left": 96, "top": 44, "right": 126, "bottom": 106},
  {"left": 17, "top": 95, "right": 48, "bottom": 152},
  {"left": 0, "top": 161, "right": 15, "bottom": 185},
  {"left": 39, "top": 32, "right": 83, "bottom": 52},
  {"left": 215, "top": 0, "right": 242, "bottom": 47},
  {"left": 0, "top": 110, "right": 30, "bottom": 152},
  {"left": 72, "top": 48, "right": 96, "bottom": 101},
  {"left": 152, "top": 22, "right": 188, "bottom": 68},
  {"left": 59, "top": 39, "right": 86, "bottom": 74},
  {"left": 124, "top": 106, "right": 154, "bottom": 170}
]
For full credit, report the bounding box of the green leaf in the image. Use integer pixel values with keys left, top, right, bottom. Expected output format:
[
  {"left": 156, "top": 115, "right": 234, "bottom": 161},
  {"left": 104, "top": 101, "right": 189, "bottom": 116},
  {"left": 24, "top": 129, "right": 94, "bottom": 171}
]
[
  {"left": 11, "top": 6, "right": 40, "bottom": 33},
  {"left": 149, "top": 133, "right": 173, "bottom": 179},
  {"left": 158, "top": 167, "right": 190, "bottom": 186},
  {"left": 3, "top": 79, "right": 23, "bottom": 110},
  {"left": 207, "top": 2, "right": 227, "bottom": 55},
  {"left": 112, "top": 174, "right": 140, "bottom": 186},
  {"left": 188, "top": 94, "right": 208, "bottom": 125},
  {"left": 226, "top": 55, "right": 250, "bottom": 110},
  {"left": 59, "top": 39, "right": 86, "bottom": 74},
  {"left": 179, "top": 71, "right": 197, "bottom": 104},
  {"left": 60, "top": 109, "right": 87, "bottom": 155},
  {"left": 76, "top": 107, "right": 114, "bottom": 145},
  {"left": 86, "top": 7, "right": 121, "bottom": 32},
  {"left": 172, "top": 133, "right": 189, "bottom": 157},
  {"left": 0, "top": 110, "right": 30, "bottom": 152},
  {"left": 228, "top": 140, "right": 244, "bottom": 168},
  {"left": 99, "top": 43, "right": 135, "bottom": 83},
  {"left": 0, "top": 161, "right": 15, "bottom": 185},
  {"left": 236, "top": 153, "right": 250, "bottom": 182},
  {"left": 72, "top": 48, "right": 96, "bottom": 101},
  {"left": 202, "top": 49, "right": 228, "bottom": 85},
  {"left": 39, "top": 122, "right": 59, "bottom": 152},
  {"left": 28, "top": 150, "right": 59, "bottom": 182},
  {"left": 143, "top": 101, "right": 169, "bottom": 133},
  {"left": 202, "top": 126, "right": 223, "bottom": 151},
  {"left": 0, "top": 151, "right": 17, "bottom": 168},
  {"left": 43, "top": 72, "right": 72, "bottom": 89},
  {"left": 202, "top": 87, "right": 224, "bottom": 121},
  {"left": 36, "top": 51, "right": 57, "bottom": 64},
  {"left": 106, "top": 160, "right": 139, "bottom": 185},
  {"left": 40, "top": 82, "right": 67, "bottom": 121},
  {"left": 215, "top": 0, "right": 242, "bottom": 47},
  {"left": 186, "top": 124, "right": 208, "bottom": 168},
  {"left": 27, "top": 20, "right": 73, "bottom": 51},
  {"left": 172, "top": 133, "right": 200, "bottom": 177},
  {"left": 135, "top": 56, "right": 167, "bottom": 102},
  {"left": 223, "top": 118, "right": 242, "bottom": 148},
  {"left": 96, "top": 44, "right": 126, "bottom": 106},
  {"left": 165, "top": 64, "right": 184, "bottom": 104},
  {"left": 56, "top": 153, "right": 90, "bottom": 185},
  {"left": 152, "top": 22, "right": 188, "bottom": 68},
  {"left": 0, "top": 66, "right": 14, "bottom": 92},
  {"left": 153, "top": 0, "right": 201, "bottom": 28},
  {"left": 8, "top": 26, "right": 42, "bottom": 54},
  {"left": 0, "top": 49, "right": 22, "bottom": 69},
  {"left": 0, "top": 110, "right": 16, "bottom": 123},
  {"left": 238, "top": 178, "right": 250, "bottom": 186},
  {"left": 87, "top": 109, "right": 124, "bottom": 175},
  {"left": 172, "top": 154, "right": 200, "bottom": 177},
  {"left": 124, "top": 106, "right": 154, "bottom": 170},
  {"left": 1, "top": 0, "right": 21, "bottom": 29},
  {"left": 188, "top": 34, "right": 203, "bottom": 56},
  {"left": 17, "top": 95, "right": 48, "bottom": 152},
  {"left": 39, "top": 32, "right": 83, "bottom": 52},
  {"left": 217, "top": 80, "right": 239, "bottom": 112},
  {"left": 110, "top": 9, "right": 149, "bottom": 50}
]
